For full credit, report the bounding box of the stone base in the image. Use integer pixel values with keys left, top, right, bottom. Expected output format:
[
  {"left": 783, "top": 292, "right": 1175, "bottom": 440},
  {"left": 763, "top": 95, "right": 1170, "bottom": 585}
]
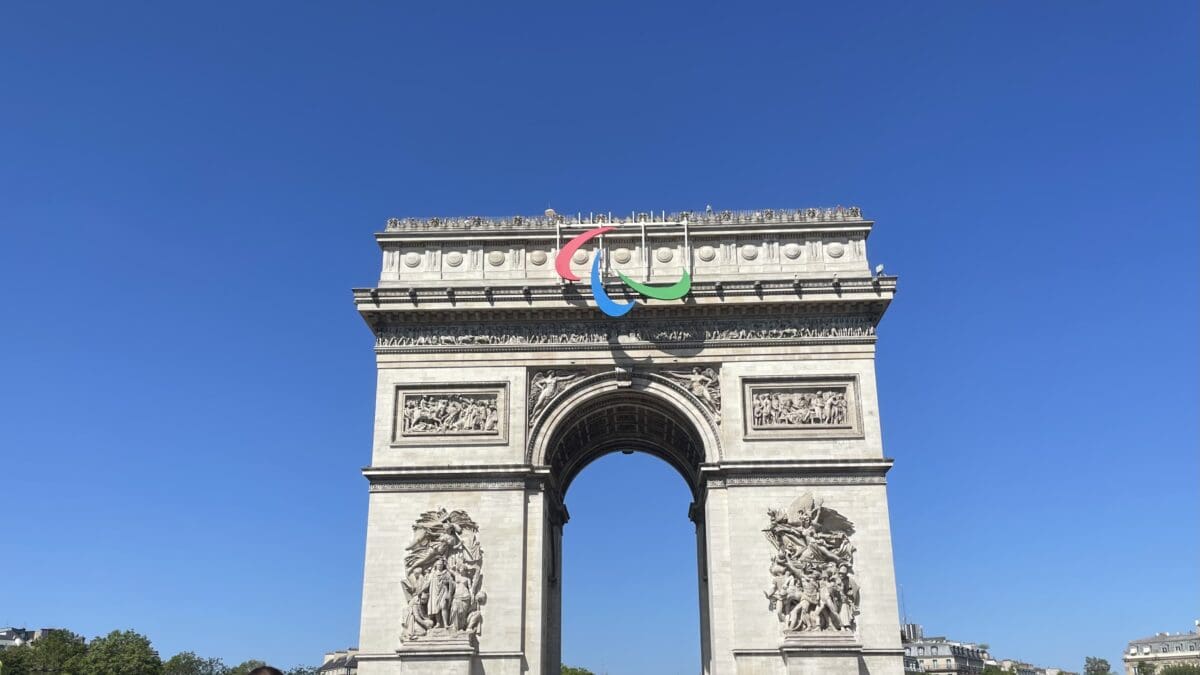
[
  {"left": 396, "top": 631, "right": 478, "bottom": 675},
  {"left": 780, "top": 632, "right": 863, "bottom": 675}
]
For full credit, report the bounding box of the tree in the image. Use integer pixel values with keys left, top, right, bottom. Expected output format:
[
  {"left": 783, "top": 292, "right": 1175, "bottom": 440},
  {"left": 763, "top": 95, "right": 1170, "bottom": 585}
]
[
  {"left": 561, "top": 666, "right": 595, "bottom": 675},
  {"left": 1136, "top": 661, "right": 1158, "bottom": 675},
  {"left": 1085, "top": 656, "right": 1114, "bottom": 675},
  {"left": 284, "top": 667, "right": 318, "bottom": 675},
  {"left": 1159, "top": 666, "right": 1200, "bottom": 675},
  {"left": 0, "top": 644, "right": 35, "bottom": 675},
  {"left": 163, "top": 652, "right": 229, "bottom": 675},
  {"left": 82, "top": 630, "right": 162, "bottom": 675},
  {"left": 1, "top": 629, "right": 89, "bottom": 675},
  {"left": 984, "top": 666, "right": 1015, "bottom": 675},
  {"left": 226, "top": 661, "right": 268, "bottom": 675}
]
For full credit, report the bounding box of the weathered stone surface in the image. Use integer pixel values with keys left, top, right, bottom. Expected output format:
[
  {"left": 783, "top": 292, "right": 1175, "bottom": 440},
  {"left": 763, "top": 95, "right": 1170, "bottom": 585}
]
[{"left": 352, "top": 208, "right": 903, "bottom": 675}]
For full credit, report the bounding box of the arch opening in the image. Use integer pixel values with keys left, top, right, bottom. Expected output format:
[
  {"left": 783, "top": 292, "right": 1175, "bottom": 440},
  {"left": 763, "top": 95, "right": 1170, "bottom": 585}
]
[
  {"left": 535, "top": 381, "right": 716, "bottom": 501},
  {"left": 559, "top": 452, "right": 702, "bottom": 673},
  {"left": 535, "top": 385, "right": 715, "bottom": 675}
]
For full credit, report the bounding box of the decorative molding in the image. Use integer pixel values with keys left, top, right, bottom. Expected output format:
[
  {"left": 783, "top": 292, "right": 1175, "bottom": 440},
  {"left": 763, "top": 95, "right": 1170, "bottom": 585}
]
[
  {"left": 764, "top": 493, "right": 860, "bottom": 635},
  {"left": 392, "top": 384, "right": 509, "bottom": 446},
  {"left": 401, "top": 509, "right": 485, "bottom": 641},
  {"left": 376, "top": 315, "right": 876, "bottom": 353},
  {"left": 743, "top": 376, "right": 864, "bottom": 441},
  {"left": 384, "top": 207, "right": 865, "bottom": 233},
  {"left": 369, "top": 479, "right": 527, "bottom": 493},
  {"left": 727, "top": 475, "right": 885, "bottom": 487}
]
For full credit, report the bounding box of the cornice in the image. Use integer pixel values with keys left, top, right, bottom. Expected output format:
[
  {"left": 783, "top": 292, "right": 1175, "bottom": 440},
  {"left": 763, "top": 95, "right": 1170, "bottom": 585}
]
[
  {"left": 354, "top": 277, "right": 897, "bottom": 321},
  {"left": 379, "top": 206, "right": 869, "bottom": 237},
  {"left": 700, "top": 458, "right": 894, "bottom": 489}
]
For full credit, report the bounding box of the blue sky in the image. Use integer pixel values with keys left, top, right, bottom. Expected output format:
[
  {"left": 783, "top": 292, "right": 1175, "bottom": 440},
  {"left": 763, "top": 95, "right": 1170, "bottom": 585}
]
[{"left": 1, "top": 2, "right": 1196, "bottom": 673}]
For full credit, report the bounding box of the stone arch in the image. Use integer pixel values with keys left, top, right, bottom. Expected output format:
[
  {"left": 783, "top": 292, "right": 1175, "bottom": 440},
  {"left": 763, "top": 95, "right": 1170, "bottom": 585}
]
[{"left": 527, "top": 370, "right": 722, "bottom": 496}]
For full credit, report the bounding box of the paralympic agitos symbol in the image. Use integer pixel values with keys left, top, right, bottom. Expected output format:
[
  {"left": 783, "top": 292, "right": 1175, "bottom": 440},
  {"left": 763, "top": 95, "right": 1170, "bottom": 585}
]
[{"left": 555, "top": 226, "right": 692, "bottom": 318}]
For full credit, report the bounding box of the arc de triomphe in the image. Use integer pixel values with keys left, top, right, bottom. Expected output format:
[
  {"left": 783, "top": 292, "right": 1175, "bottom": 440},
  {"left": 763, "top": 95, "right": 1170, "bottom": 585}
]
[{"left": 352, "top": 207, "right": 903, "bottom": 675}]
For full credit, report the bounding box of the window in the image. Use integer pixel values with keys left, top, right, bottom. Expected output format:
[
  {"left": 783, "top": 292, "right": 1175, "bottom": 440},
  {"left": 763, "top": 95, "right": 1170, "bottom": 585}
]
[
  {"left": 919, "top": 647, "right": 926, "bottom": 655},
  {"left": 1143, "top": 647, "right": 1150, "bottom": 654},
  {"left": 933, "top": 647, "right": 940, "bottom": 655},
  {"left": 1130, "top": 647, "right": 1138, "bottom": 654},
  {"left": 1189, "top": 643, "right": 1196, "bottom": 651},
  {"left": 1162, "top": 645, "right": 1169, "bottom": 653}
]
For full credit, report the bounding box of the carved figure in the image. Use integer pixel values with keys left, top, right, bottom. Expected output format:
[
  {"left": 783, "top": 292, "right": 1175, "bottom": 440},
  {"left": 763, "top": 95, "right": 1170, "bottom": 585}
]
[
  {"left": 764, "top": 493, "right": 859, "bottom": 633},
  {"left": 402, "top": 394, "right": 499, "bottom": 435},
  {"left": 664, "top": 367, "right": 720, "bottom": 415},
  {"left": 401, "top": 509, "right": 484, "bottom": 641},
  {"left": 377, "top": 316, "right": 876, "bottom": 350},
  {"left": 529, "top": 371, "right": 583, "bottom": 417},
  {"left": 752, "top": 389, "right": 848, "bottom": 428}
]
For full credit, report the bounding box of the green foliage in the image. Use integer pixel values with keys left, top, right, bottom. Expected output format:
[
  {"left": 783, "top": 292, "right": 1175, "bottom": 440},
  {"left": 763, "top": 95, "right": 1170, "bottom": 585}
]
[
  {"left": 0, "top": 631, "right": 312, "bottom": 675},
  {"left": 561, "top": 666, "right": 595, "bottom": 675},
  {"left": 1158, "top": 665, "right": 1200, "bottom": 675},
  {"left": 984, "top": 666, "right": 1016, "bottom": 675},
  {"left": 1136, "top": 661, "right": 1158, "bottom": 675},
  {"left": 226, "top": 660, "right": 268, "bottom": 675},
  {"left": 1085, "top": 656, "right": 1114, "bottom": 675},
  {"left": 0, "top": 644, "right": 35, "bottom": 675},
  {"left": 1, "top": 629, "right": 89, "bottom": 675},
  {"left": 163, "top": 651, "right": 229, "bottom": 675},
  {"left": 82, "top": 630, "right": 162, "bottom": 675}
]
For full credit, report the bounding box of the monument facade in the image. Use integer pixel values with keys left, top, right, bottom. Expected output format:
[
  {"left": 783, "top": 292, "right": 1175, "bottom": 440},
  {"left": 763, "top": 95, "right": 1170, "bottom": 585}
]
[{"left": 353, "top": 207, "right": 903, "bottom": 674}]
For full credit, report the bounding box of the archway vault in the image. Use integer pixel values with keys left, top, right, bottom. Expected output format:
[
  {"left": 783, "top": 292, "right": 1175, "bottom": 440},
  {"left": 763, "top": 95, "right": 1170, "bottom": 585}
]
[{"left": 527, "top": 370, "right": 722, "bottom": 500}]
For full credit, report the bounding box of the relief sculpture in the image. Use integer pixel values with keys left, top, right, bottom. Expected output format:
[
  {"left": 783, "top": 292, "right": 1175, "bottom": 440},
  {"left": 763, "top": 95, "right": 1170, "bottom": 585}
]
[
  {"left": 529, "top": 370, "right": 584, "bottom": 418},
  {"left": 402, "top": 509, "right": 485, "bottom": 641},
  {"left": 401, "top": 394, "right": 500, "bottom": 435},
  {"left": 665, "top": 367, "right": 721, "bottom": 416},
  {"left": 752, "top": 388, "right": 849, "bottom": 428},
  {"left": 763, "top": 493, "right": 860, "bottom": 633},
  {"left": 377, "top": 316, "right": 876, "bottom": 349}
]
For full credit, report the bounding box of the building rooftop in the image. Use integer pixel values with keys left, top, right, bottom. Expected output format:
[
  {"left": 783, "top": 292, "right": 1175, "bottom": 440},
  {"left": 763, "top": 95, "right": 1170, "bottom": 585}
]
[{"left": 1129, "top": 630, "right": 1199, "bottom": 645}]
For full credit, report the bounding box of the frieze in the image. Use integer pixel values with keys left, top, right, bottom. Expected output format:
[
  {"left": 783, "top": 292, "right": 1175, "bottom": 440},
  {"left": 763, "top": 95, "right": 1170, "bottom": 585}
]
[
  {"left": 376, "top": 316, "right": 875, "bottom": 352},
  {"left": 719, "top": 475, "right": 886, "bottom": 487},
  {"left": 384, "top": 207, "right": 864, "bottom": 233},
  {"left": 369, "top": 481, "right": 526, "bottom": 493},
  {"left": 743, "top": 377, "right": 863, "bottom": 440},
  {"left": 393, "top": 384, "right": 508, "bottom": 445}
]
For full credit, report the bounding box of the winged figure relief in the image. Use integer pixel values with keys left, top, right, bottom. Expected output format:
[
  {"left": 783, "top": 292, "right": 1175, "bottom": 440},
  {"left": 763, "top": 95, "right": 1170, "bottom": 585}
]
[
  {"left": 529, "top": 370, "right": 583, "bottom": 418},
  {"left": 763, "top": 493, "right": 860, "bottom": 633}
]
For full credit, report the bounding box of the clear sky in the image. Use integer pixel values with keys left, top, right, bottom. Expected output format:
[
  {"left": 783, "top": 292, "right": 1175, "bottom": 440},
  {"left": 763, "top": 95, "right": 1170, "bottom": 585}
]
[{"left": 1, "top": 2, "right": 1196, "bottom": 674}]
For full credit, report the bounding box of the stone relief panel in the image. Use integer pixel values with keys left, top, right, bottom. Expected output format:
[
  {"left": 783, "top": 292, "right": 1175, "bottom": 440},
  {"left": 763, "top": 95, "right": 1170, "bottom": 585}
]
[
  {"left": 663, "top": 367, "right": 721, "bottom": 418},
  {"left": 401, "top": 508, "right": 486, "bottom": 641},
  {"left": 528, "top": 370, "right": 586, "bottom": 420},
  {"left": 393, "top": 384, "right": 508, "bottom": 446},
  {"left": 743, "top": 377, "right": 862, "bottom": 440},
  {"left": 764, "top": 493, "right": 859, "bottom": 634}
]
